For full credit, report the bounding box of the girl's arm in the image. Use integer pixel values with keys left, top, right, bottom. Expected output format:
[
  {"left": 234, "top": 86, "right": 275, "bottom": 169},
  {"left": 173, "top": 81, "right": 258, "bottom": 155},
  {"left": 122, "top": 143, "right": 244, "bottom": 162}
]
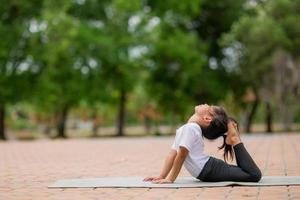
[
  {"left": 144, "top": 149, "right": 177, "bottom": 181},
  {"left": 153, "top": 146, "right": 188, "bottom": 183},
  {"left": 159, "top": 149, "right": 177, "bottom": 178}
]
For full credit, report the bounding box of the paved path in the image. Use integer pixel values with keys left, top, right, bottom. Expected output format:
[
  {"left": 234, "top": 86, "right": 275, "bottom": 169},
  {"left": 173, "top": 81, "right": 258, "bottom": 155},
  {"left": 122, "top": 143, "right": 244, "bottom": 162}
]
[{"left": 0, "top": 133, "right": 300, "bottom": 200}]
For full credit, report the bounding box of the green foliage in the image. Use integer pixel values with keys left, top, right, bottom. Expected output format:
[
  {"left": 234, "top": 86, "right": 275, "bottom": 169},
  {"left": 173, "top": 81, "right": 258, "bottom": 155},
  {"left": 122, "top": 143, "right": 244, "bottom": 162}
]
[
  {"left": 224, "top": 15, "right": 287, "bottom": 86},
  {"left": 146, "top": 0, "right": 202, "bottom": 20},
  {"left": 1, "top": 0, "right": 300, "bottom": 138},
  {"left": 145, "top": 18, "right": 206, "bottom": 118},
  {"left": 221, "top": 0, "right": 300, "bottom": 129},
  {"left": 195, "top": 0, "right": 246, "bottom": 58},
  {"left": 190, "top": 0, "right": 248, "bottom": 107},
  {"left": 266, "top": 0, "right": 300, "bottom": 55},
  {"left": 9, "top": 118, "right": 38, "bottom": 131},
  {"left": 0, "top": 1, "right": 43, "bottom": 104},
  {"left": 222, "top": 0, "right": 299, "bottom": 87},
  {"left": 31, "top": 12, "right": 83, "bottom": 112}
]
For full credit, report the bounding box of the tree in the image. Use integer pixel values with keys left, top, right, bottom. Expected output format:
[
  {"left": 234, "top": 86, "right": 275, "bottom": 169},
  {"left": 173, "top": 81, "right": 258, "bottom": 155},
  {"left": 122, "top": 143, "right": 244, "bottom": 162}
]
[
  {"left": 266, "top": 0, "right": 300, "bottom": 131},
  {"left": 192, "top": 0, "right": 247, "bottom": 105},
  {"left": 221, "top": 0, "right": 300, "bottom": 132},
  {"left": 222, "top": 14, "right": 288, "bottom": 132},
  {"left": 193, "top": 0, "right": 246, "bottom": 61},
  {"left": 0, "top": 0, "right": 43, "bottom": 139},
  {"left": 145, "top": 27, "right": 206, "bottom": 128},
  {"left": 68, "top": 0, "right": 152, "bottom": 136},
  {"left": 143, "top": 1, "right": 211, "bottom": 131},
  {"left": 30, "top": 0, "right": 96, "bottom": 138}
]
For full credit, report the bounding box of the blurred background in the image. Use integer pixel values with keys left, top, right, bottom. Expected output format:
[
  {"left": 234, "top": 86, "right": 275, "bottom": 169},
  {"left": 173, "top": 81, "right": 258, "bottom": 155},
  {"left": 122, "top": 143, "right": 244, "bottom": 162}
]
[{"left": 0, "top": 0, "right": 299, "bottom": 140}]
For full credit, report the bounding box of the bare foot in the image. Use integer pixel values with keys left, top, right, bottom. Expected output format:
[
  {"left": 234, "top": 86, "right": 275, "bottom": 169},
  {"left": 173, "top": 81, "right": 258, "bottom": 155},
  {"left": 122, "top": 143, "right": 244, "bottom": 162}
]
[{"left": 225, "top": 121, "right": 241, "bottom": 146}]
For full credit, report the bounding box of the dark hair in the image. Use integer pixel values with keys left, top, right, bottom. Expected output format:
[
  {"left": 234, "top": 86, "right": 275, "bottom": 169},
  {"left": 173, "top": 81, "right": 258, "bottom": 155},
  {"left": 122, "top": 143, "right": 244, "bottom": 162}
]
[
  {"left": 201, "top": 106, "right": 228, "bottom": 139},
  {"left": 200, "top": 107, "right": 236, "bottom": 162},
  {"left": 218, "top": 117, "right": 239, "bottom": 162}
]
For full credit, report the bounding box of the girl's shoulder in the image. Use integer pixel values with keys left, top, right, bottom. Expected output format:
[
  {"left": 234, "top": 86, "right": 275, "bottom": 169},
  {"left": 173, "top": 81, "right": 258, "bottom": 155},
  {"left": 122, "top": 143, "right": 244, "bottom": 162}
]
[
  {"left": 183, "top": 122, "right": 202, "bottom": 132},
  {"left": 177, "top": 122, "right": 202, "bottom": 137}
]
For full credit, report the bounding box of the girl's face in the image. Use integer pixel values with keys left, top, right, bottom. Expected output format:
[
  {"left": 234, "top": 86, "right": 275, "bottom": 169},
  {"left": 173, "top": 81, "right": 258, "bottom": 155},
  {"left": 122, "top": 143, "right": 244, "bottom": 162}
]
[
  {"left": 195, "top": 104, "right": 214, "bottom": 117},
  {"left": 193, "top": 104, "right": 215, "bottom": 127}
]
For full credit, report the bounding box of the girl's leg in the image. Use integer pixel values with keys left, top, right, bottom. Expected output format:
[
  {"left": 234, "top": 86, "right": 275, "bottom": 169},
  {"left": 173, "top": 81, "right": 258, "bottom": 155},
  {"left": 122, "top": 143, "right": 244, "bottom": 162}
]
[
  {"left": 234, "top": 143, "right": 262, "bottom": 179},
  {"left": 198, "top": 143, "right": 262, "bottom": 182},
  {"left": 198, "top": 121, "right": 261, "bottom": 182}
]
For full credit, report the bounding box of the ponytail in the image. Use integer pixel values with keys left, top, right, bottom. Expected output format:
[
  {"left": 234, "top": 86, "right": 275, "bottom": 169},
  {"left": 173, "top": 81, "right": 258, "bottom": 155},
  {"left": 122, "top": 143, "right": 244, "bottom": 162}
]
[
  {"left": 218, "top": 117, "right": 239, "bottom": 163},
  {"left": 218, "top": 134, "right": 234, "bottom": 162}
]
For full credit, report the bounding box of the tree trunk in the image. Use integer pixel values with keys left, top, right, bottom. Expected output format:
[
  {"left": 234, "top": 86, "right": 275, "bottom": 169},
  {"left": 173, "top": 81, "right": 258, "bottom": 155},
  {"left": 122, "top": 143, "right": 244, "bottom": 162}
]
[
  {"left": 43, "top": 123, "right": 51, "bottom": 135},
  {"left": 282, "top": 108, "right": 292, "bottom": 132},
  {"left": 0, "top": 104, "right": 6, "bottom": 140},
  {"left": 169, "top": 112, "right": 177, "bottom": 135},
  {"left": 144, "top": 116, "right": 152, "bottom": 135},
  {"left": 91, "top": 111, "right": 100, "bottom": 137},
  {"left": 154, "top": 120, "right": 161, "bottom": 136},
  {"left": 56, "top": 105, "right": 68, "bottom": 138},
  {"left": 245, "top": 97, "right": 259, "bottom": 133},
  {"left": 265, "top": 102, "right": 273, "bottom": 133},
  {"left": 92, "top": 123, "right": 100, "bottom": 137},
  {"left": 117, "top": 88, "right": 126, "bottom": 136}
]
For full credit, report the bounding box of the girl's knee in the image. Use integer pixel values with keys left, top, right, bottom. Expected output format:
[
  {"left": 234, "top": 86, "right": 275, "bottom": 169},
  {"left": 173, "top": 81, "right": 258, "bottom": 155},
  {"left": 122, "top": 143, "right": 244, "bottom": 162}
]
[{"left": 250, "top": 169, "right": 262, "bottom": 182}]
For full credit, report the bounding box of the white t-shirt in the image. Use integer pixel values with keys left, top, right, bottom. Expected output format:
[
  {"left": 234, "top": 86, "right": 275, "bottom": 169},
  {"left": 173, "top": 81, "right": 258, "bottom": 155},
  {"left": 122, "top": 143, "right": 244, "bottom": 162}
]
[{"left": 171, "top": 122, "right": 210, "bottom": 178}]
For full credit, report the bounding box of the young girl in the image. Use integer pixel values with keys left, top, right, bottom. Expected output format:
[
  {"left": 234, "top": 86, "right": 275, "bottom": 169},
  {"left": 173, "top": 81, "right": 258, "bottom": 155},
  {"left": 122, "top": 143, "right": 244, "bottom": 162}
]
[{"left": 143, "top": 104, "right": 262, "bottom": 184}]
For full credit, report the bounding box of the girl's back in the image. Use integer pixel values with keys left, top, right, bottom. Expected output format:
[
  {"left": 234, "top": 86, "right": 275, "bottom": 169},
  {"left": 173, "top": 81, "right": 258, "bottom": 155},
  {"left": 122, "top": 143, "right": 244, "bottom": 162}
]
[{"left": 172, "top": 122, "right": 210, "bottom": 178}]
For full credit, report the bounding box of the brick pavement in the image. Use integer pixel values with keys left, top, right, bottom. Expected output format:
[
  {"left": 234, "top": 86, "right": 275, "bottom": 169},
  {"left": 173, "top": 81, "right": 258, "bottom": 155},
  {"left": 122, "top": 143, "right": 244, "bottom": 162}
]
[{"left": 0, "top": 133, "right": 300, "bottom": 200}]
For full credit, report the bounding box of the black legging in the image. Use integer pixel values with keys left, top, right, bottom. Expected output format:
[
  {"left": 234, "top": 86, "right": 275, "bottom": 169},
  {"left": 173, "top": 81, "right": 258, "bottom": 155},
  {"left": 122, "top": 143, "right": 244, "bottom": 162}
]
[{"left": 197, "top": 143, "right": 262, "bottom": 182}]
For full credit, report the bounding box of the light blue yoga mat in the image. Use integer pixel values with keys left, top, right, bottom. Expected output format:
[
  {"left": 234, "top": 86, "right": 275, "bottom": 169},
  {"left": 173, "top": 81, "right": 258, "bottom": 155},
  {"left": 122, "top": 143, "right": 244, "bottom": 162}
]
[{"left": 48, "top": 176, "right": 300, "bottom": 188}]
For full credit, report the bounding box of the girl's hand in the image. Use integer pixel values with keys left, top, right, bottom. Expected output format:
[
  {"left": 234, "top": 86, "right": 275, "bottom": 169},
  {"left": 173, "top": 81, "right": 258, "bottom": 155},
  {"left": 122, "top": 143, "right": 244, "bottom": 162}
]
[
  {"left": 143, "top": 176, "right": 163, "bottom": 182},
  {"left": 152, "top": 178, "right": 173, "bottom": 184}
]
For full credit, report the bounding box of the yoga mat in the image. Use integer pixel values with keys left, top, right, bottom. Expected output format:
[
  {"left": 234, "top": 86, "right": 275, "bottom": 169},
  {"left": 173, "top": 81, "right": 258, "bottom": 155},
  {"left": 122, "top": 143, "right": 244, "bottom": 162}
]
[{"left": 48, "top": 176, "right": 300, "bottom": 188}]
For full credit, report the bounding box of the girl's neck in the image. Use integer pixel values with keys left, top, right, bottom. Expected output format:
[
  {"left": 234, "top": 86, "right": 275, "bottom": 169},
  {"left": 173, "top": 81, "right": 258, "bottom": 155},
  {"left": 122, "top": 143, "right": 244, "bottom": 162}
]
[{"left": 187, "top": 114, "right": 201, "bottom": 126}]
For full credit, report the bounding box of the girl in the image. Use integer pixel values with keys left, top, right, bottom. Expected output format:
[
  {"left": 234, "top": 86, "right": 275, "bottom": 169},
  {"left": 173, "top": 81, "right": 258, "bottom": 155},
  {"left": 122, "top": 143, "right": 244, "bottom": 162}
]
[{"left": 143, "top": 104, "right": 262, "bottom": 184}]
